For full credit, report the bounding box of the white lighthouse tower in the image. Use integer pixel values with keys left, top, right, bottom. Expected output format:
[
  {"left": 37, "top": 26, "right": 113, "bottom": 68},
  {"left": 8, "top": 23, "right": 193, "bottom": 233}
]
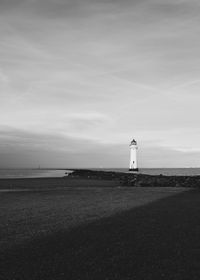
[{"left": 129, "top": 139, "right": 138, "bottom": 171}]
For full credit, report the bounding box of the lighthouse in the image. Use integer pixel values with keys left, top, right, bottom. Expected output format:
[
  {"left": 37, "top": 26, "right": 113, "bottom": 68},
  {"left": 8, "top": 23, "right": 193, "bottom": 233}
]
[{"left": 129, "top": 139, "right": 138, "bottom": 171}]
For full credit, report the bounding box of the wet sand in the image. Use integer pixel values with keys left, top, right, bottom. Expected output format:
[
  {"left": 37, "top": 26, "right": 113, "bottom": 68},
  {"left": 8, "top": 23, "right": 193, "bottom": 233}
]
[{"left": 0, "top": 176, "right": 199, "bottom": 279}]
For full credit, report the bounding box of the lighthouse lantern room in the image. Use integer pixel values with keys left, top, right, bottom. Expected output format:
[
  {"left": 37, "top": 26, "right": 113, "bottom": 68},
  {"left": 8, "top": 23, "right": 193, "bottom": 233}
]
[{"left": 129, "top": 139, "right": 138, "bottom": 172}]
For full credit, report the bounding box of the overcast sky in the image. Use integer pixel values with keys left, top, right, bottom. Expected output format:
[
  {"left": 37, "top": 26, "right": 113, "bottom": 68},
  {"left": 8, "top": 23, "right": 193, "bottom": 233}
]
[{"left": 0, "top": 0, "right": 200, "bottom": 168}]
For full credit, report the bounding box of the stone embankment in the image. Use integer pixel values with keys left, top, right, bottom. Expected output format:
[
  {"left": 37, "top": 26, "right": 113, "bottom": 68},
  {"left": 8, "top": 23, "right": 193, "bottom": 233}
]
[{"left": 68, "top": 169, "right": 200, "bottom": 188}]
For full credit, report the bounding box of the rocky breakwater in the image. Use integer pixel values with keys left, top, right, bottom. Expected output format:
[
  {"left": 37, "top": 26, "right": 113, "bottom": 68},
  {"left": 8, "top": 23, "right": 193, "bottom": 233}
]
[{"left": 68, "top": 169, "right": 200, "bottom": 188}]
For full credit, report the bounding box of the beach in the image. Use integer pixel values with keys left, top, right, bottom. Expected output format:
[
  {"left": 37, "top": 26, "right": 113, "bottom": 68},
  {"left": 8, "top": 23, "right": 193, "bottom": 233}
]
[
  {"left": 2, "top": 0, "right": 200, "bottom": 278},
  {"left": 0, "top": 172, "right": 200, "bottom": 279}
]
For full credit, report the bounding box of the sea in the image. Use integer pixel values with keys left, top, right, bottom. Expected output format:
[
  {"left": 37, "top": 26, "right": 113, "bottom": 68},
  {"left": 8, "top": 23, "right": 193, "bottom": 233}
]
[
  {"left": 0, "top": 168, "right": 200, "bottom": 179},
  {"left": 107, "top": 168, "right": 200, "bottom": 176},
  {"left": 0, "top": 169, "right": 69, "bottom": 179}
]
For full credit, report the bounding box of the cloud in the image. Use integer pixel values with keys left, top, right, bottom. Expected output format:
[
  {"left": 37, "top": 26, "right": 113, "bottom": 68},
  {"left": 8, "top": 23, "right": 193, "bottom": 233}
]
[
  {"left": 0, "top": 0, "right": 26, "bottom": 11},
  {"left": 0, "top": 69, "right": 9, "bottom": 83},
  {"left": 0, "top": 126, "right": 129, "bottom": 168},
  {"left": 1, "top": 126, "right": 200, "bottom": 168},
  {"left": 1, "top": 0, "right": 200, "bottom": 167}
]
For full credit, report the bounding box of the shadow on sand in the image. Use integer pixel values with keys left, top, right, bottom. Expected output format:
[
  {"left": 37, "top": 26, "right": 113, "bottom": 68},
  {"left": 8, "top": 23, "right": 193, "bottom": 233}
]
[{"left": 1, "top": 189, "right": 200, "bottom": 280}]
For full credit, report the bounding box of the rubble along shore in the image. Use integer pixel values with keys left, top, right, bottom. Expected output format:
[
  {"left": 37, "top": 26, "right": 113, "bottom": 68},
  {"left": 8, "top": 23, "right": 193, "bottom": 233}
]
[{"left": 68, "top": 169, "right": 200, "bottom": 188}]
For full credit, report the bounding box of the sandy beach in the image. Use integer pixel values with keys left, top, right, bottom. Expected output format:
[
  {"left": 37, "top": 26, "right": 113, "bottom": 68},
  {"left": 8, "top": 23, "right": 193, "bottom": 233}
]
[
  {"left": 0, "top": 172, "right": 200, "bottom": 279},
  {"left": 2, "top": 0, "right": 200, "bottom": 278}
]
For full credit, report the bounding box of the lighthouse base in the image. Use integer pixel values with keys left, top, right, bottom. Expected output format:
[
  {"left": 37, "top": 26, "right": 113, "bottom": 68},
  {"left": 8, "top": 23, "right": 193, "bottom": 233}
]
[{"left": 129, "top": 168, "right": 139, "bottom": 172}]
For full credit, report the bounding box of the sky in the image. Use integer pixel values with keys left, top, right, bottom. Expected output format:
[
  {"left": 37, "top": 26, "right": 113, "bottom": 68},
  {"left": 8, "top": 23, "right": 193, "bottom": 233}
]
[{"left": 0, "top": 0, "right": 200, "bottom": 168}]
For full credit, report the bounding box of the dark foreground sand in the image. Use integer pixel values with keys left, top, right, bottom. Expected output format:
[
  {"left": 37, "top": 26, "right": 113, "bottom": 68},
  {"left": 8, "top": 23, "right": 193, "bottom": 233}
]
[{"left": 0, "top": 176, "right": 200, "bottom": 279}]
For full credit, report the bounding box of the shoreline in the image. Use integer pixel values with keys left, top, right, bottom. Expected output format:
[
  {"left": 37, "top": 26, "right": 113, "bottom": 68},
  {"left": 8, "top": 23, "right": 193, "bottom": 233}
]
[
  {"left": 0, "top": 169, "right": 199, "bottom": 189},
  {"left": 69, "top": 169, "right": 200, "bottom": 188}
]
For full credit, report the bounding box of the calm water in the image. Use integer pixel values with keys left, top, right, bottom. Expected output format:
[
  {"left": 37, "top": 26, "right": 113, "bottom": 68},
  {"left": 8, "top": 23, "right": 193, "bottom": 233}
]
[
  {"left": 101, "top": 168, "right": 200, "bottom": 176},
  {"left": 0, "top": 168, "right": 200, "bottom": 179},
  {"left": 0, "top": 169, "right": 70, "bottom": 179}
]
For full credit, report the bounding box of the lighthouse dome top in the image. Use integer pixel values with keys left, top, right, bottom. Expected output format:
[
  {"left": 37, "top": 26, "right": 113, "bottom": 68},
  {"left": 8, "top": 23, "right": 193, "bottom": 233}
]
[{"left": 130, "top": 139, "right": 137, "bottom": 145}]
